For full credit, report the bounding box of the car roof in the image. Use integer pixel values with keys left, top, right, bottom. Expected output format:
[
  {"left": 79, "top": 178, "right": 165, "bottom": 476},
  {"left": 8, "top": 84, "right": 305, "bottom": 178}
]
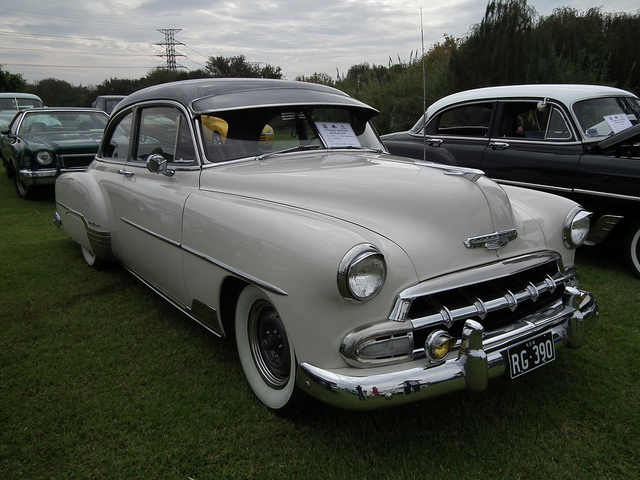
[
  {"left": 114, "top": 78, "right": 378, "bottom": 116},
  {"left": 425, "top": 84, "right": 638, "bottom": 119},
  {"left": 20, "top": 107, "right": 106, "bottom": 113},
  {"left": 0, "top": 92, "right": 42, "bottom": 100}
]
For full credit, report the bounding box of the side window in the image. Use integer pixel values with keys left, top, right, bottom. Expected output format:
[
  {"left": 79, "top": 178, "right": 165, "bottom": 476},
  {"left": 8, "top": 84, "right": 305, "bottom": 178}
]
[
  {"left": 103, "top": 112, "right": 133, "bottom": 160},
  {"left": 136, "top": 107, "right": 196, "bottom": 165},
  {"left": 545, "top": 107, "right": 572, "bottom": 140},
  {"left": 498, "top": 102, "right": 574, "bottom": 141},
  {"left": 435, "top": 103, "right": 493, "bottom": 137}
]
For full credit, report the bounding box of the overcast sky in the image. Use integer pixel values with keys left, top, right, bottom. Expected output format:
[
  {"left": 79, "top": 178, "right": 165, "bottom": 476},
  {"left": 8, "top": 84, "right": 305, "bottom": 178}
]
[{"left": 1, "top": 0, "right": 638, "bottom": 87}]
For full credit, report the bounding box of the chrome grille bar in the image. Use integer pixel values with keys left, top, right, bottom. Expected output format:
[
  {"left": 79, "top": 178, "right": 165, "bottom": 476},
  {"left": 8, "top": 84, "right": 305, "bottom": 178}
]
[{"left": 410, "top": 273, "right": 559, "bottom": 329}]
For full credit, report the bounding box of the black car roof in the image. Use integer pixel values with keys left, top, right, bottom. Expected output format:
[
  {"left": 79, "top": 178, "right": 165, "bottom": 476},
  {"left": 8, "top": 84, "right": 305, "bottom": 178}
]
[{"left": 114, "top": 78, "right": 378, "bottom": 117}]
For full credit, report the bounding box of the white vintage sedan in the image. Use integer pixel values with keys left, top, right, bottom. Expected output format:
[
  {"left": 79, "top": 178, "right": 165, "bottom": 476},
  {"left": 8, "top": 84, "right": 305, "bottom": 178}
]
[{"left": 54, "top": 79, "right": 598, "bottom": 416}]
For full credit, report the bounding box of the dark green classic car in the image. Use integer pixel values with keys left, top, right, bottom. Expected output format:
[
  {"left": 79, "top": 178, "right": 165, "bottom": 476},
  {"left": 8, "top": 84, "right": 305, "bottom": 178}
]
[{"left": 1, "top": 107, "right": 108, "bottom": 199}]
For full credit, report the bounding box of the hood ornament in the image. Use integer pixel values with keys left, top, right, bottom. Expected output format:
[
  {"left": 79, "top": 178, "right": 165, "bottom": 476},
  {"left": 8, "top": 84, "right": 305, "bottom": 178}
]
[{"left": 465, "top": 228, "right": 518, "bottom": 250}]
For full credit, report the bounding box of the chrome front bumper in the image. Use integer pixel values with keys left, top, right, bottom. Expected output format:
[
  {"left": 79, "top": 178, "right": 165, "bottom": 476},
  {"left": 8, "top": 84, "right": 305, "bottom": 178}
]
[{"left": 297, "top": 286, "right": 598, "bottom": 410}]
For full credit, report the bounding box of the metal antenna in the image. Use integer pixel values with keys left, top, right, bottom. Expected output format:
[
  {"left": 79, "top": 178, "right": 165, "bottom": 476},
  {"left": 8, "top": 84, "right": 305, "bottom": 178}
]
[{"left": 421, "top": 8, "right": 427, "bottom": 162}]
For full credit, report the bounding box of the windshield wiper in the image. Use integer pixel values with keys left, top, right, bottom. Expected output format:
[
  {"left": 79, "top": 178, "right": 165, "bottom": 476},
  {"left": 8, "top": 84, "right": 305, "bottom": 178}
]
[{"left": 255, "top": 144, "right": 321, "bottom": 161}]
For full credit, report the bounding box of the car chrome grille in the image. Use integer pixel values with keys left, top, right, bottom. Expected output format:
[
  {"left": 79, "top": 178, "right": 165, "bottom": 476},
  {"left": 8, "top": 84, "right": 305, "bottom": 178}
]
[
  {"left": 390, "top": 253, "right": 572, "bottom": 355},
  {"left": 408, "top": 262, "right": 562, "bottom": 333}
]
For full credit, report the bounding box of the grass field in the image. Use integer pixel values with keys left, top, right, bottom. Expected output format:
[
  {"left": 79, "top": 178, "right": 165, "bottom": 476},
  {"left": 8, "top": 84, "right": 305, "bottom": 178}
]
[{"left": 1, "top": 176, "right": 638, "bottom": 479}]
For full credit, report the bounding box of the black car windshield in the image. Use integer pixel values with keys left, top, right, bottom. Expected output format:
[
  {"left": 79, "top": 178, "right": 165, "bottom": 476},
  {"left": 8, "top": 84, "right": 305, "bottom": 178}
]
[
  {"left": 17, "top": 111, "right": 107, "bottom": 134},
  {"left": 199, "top": 106, "right": 383, "bottom": 163},
  {"left": 573, "top": 96, "right": 640, "bottom": 139}
]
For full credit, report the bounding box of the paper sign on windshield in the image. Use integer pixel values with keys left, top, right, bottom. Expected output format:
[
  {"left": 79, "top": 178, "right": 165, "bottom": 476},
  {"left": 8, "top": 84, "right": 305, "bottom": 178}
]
[
  {"left": 604, "top": 114, "right": 633, "bottom": 134},
  {"left": 315, "top": 122, "right": 361, "bottom": 148}
]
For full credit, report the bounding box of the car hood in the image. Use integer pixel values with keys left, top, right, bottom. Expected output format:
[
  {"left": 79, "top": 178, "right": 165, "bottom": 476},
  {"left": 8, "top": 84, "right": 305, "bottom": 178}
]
[
  {"left": 21, "top": 132, "right": 103, "bottom": 151},
  {"left": 200, "top": 151, "right": 547, "bottom": 279}
]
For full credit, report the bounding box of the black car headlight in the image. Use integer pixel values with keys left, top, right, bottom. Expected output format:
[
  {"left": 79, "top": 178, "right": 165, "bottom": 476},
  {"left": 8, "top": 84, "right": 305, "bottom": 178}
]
[
  {"left": 35, "top": 150, "right": 54, "bottom": 166},
  {"left": 338, "top": 244, "right": 386, "bottom": 302},
  {"left": 564, "top": 207, "right": 592, "bottom": 248}
]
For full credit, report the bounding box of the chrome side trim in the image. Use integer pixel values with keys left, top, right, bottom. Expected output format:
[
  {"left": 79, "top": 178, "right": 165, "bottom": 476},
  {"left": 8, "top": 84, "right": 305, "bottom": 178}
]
[
  {"left": 493, "top": 178, "right": 573, "bottom": 194},
  {"left": 497, "top": 178, "right": 640, "bottom": 203},
  {"left": 120, "top": 216, "right": 287, "bottom": 296},
  {"left": 57, "top": 200, "right": 114, "bottom": 259},
  {"left": 586, "top": 214, "right": 624, "bottom": 244},
  {"left": 573, "top": 188, "right": 640, "bottom": 203},
  {"left": 122, "top": 264, "right": 224, "bottom": 338}
]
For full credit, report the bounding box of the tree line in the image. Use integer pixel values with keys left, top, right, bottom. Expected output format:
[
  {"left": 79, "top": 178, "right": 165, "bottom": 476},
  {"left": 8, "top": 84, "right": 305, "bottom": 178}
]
[{"left": 2, "top": 1, "right": 638, "bottom": 135}]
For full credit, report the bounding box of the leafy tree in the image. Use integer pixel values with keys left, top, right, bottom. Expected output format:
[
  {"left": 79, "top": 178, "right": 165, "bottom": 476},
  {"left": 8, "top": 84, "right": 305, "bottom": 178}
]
[
  {"left": 295, "top": 73, "right": 334, "bottom": 86},
  {"left": 31, "top": 78, "right": 91, "bottom": 107},
  {"left": 205, "top": 55, "right": 282, "bottom": 78},
  {"left": 0, "top": 67, "right": 27, "bottom": 92}
]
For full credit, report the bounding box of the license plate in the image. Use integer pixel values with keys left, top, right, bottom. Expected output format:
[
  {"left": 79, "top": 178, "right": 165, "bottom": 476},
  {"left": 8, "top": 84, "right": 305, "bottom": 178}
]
[{"left": 507, "top": 332, "right": 555, "bottom": 379}]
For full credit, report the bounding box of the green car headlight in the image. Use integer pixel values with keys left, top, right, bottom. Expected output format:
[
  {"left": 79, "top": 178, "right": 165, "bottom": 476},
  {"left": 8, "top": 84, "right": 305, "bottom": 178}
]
[
  {"left": 338, "top": 244, "right": 386, "bottom": 303},
  {"left": 35, "top": 150, "right": 54, "bottom": 166},
  {"left": 564, "top": 207, "right": 592, "bottom": 248}
]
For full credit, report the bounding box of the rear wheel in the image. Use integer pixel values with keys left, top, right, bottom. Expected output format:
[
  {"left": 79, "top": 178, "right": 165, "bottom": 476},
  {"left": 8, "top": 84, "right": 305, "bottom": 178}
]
[
  {"left": 81, "top": 246, "right": 106, "bottom": 270},
  {"left": 624, "top": 222, "right": 640, "bottom": 278},
  {"left": 235, "top": 285, "right": 305, "bottom": 417}
]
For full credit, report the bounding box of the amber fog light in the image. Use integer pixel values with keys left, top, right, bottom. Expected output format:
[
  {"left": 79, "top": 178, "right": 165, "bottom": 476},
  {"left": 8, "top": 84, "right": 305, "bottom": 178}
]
[{"left": 426, "top": 330, "right": 456, "bottom": 362}]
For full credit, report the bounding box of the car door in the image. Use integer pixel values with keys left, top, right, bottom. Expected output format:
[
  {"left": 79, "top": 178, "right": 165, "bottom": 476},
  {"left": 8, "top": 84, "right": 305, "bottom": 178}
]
[
  {"left": 421, "top": 101, "right": 495, "bottom": 168},
  {"left": 480, "top": 100, "right": 583, "bottom": 196},
  {"left": 573, "top": 125, "right": 640, "bottom": 217},
  {"left": 112, "top": 104, "right": 200, "bottom": 307}
]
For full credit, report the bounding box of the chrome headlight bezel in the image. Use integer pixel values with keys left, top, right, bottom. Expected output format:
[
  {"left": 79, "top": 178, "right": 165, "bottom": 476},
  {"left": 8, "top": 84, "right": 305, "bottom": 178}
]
[
  {"left": 337, "top": 244, "right": 387, "bottom": 303},
  {"left": 563, "top": 207, "right": 592, "bottom": 249},
  {"left": 35, "top": 149, "right": 54, "bottom": 166}
]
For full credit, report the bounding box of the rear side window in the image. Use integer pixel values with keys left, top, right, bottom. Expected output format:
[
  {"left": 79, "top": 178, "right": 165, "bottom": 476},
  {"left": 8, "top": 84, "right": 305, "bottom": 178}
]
[
  {"left": 498, "top": 101, "right": 574, "bottom": 141},
  {"left": 433, "top": 103, "right": 493, "bottom": 137}
]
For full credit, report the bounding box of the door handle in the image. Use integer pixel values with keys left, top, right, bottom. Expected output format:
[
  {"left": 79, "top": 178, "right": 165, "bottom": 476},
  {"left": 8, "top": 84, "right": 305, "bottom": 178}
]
[
  {"left": 426, "top": 137, "right": 443, "bottom": 147},
  {"left": 489, "top": 141, "right": 509, "bottom": 150},
  {"left": 118, "top": 169, "right": 135, "bottom": 177}
]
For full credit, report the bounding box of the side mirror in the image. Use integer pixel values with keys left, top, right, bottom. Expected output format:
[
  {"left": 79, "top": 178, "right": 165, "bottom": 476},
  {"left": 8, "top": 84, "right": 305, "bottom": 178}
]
[
  {"left": 537, "top": 99, "right": 549, "bottom": 112},
  {"left": 146, "top": 153, "right": 174, "bottom": 177}
]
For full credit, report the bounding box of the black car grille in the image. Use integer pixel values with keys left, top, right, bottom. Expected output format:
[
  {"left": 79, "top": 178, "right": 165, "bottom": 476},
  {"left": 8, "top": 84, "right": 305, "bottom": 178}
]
[{"left": 58, "top": 154, "right": 95, "bottom": 169}]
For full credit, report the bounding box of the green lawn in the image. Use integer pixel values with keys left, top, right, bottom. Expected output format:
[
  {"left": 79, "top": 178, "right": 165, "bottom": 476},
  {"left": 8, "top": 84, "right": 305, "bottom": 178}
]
[{"left": 1, "top": 177, "right": 638, "bottom": 479}]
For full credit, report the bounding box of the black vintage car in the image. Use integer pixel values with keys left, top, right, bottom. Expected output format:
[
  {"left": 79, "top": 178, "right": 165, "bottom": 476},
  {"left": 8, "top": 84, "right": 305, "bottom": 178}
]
[
  {"left": 382, "top": 84, "right": 640, "bottom": 277},
  {"left": 1, "top": 107, "right": 108, "bottom": 199}
]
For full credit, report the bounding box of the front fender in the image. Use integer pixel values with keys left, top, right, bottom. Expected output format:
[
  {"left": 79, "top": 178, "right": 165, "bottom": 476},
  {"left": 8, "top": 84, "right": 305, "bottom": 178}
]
[{"left": 182, "top": 190, "right": 418, "bottom": 368}]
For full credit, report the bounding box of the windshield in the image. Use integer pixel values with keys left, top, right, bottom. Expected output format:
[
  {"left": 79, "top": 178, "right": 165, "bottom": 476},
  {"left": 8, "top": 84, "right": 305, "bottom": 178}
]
[
  {"left": 18, "top": 111, "right": 107, "bottom": 134},
  {"left": 573, "top": 96, "right": 640, "bottom": 139},
  {"left": 199, "top": 106, "right": 383, "bottom": 163}
]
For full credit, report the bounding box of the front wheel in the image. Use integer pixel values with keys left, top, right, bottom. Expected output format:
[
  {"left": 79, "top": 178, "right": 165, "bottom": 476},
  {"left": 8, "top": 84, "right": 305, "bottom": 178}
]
[
  {"left": 624, "top": 222, "right": 640, "bottom": 279},
  {"left": 14, "top": 173, "right": 38, "bottom": 200},
  {"left": 235, "top": 285, "right": 305, "bottom": 417}
]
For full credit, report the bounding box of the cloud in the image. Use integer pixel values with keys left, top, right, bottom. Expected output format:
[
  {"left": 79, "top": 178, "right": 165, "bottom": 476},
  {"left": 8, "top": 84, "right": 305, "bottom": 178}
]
[{"left": 1, "top": 0, "right": 637, "bottom": 86}]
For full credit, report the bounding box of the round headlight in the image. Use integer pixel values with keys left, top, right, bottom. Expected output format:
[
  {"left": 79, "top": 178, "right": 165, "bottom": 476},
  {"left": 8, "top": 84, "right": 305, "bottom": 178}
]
[
  {"left": 338, "top": 244, "right": 386, "bottom": 302},
  {"left": 564, "top": 207, "right": 592, "bottom": 248},
  {"left": 35, "top": 150, "right": 54, "bottom": 166}
]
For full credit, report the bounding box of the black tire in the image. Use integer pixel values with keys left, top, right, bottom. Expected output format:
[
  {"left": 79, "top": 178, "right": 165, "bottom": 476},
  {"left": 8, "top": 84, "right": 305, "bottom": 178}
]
[
  {"left": 624, "top": 222, "right": 640, "bottom": 279},
  {"left": 235, "top": 285, "right": 305, "bottom": 417},
  {"left": 14, "top": 173, "right": 38, "bottom": 200},
  {"left": 3, "top": 159, "right": 14, "bottom": 179}
]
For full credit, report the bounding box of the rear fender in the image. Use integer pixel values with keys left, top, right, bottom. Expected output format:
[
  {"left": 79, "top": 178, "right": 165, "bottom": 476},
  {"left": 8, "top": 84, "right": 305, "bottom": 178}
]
[{"left": 55, "top": 172, "right": 116, "bottom": 261}]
